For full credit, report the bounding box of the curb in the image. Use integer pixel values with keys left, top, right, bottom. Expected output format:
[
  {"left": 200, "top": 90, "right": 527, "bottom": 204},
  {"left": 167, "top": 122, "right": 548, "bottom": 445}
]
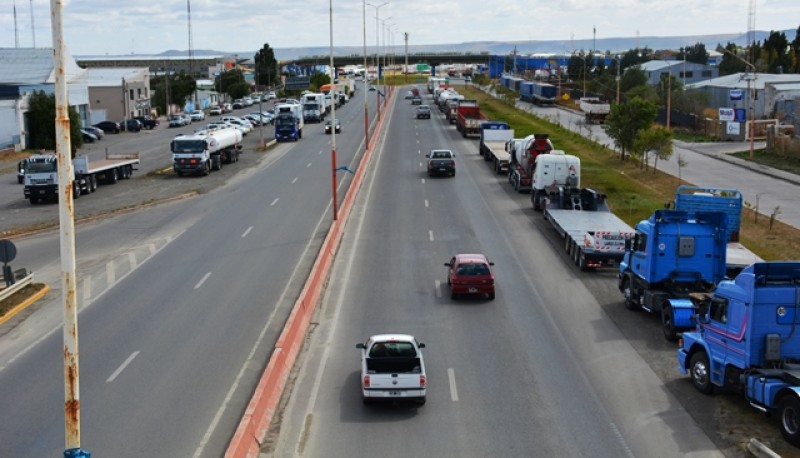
[
  {"left": 747, "top": 438, "right": 782, "bottom": 458},
  {"left": 224, "top": 90, "right": 394, "bottom": 458},
  {"left": 0, "top": 284, "right": 50, "bottom": 326}
]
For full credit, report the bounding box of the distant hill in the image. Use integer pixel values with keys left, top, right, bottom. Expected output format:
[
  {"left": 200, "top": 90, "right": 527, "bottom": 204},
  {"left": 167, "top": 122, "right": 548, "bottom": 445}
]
[{"left": 93, "top": 30, "right": 798, "bottom": 61}]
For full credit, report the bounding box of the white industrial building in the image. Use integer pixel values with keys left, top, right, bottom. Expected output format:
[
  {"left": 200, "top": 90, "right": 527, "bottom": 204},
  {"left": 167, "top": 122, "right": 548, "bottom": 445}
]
[{"left": 687, "top": 72, "right": 800, "bottom": 120}]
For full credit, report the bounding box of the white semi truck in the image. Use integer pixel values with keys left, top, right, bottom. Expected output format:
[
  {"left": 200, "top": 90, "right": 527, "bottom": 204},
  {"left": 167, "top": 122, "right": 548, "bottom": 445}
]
[
  {"left": 23, "top": 152, "right": 140, "bottom": 204},
  {"left": 301, "top": 93, "right": 326, "bottom": 123},
  {"left": 171, "top": 127, "right": 242, "bottom": 177}
]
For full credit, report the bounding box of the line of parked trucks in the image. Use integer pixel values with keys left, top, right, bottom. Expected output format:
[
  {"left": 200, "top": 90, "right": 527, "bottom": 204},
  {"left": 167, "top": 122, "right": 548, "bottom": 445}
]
[{"left": 426, "top": 81, "right": 800, "bottom": 447}]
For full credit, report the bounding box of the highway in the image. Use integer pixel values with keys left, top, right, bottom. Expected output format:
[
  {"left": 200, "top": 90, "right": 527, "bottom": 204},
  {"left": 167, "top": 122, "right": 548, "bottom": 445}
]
[
  {"left": 267, "top": 90, "right": 722, "bottom": 457},
  {"left": 0, "top": 86, "right": 378, "bottom": 456}
]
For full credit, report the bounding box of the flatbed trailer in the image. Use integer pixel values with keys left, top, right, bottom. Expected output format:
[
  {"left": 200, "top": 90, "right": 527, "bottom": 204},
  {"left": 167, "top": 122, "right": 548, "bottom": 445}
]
[
  {"left": 24, "top": 152, "right": 139, "bottom": 203},
  {"left": 479, "top": 128, "right": 514, "bottom": 175},
  {"left": 543, "top": 188, "right": 634, "bottom": 270}
]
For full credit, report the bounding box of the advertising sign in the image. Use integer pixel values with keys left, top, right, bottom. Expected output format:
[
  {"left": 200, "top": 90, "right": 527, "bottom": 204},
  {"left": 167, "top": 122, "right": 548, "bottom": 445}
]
[
  {"left": 734, "top": 108, "right": 747, "bottom": 122},
  {"left": 726, "top": 122, "right": 740, "bottom": 135},
  {"left": 719, "top": 108, "right": 735, "bottom": 121},
  {"left": 729, "top": 89, "right": 744, "bottom": 101}
]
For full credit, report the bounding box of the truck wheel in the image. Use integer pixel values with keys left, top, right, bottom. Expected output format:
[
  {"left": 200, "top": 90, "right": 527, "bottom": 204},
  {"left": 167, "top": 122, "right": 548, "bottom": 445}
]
[
  {"left": 778, "top": 396, "right": 800, "bottom": 446},
  {"left": 125, "top": 165, "right": 133, "bottom": 178},
  {"left": 90, "top": 176, "right": 98, "bottom": 193},
  {"left": 621, "top": 277, "right": 637, "bottom": 311},
  {"left": 578, "top": 251, "right": 587, "bottom": 271},
  {"left": 662, "top": 305, "right": 678, "bottom": 341},
  {"left": 203, "top": 163, "right": 210, "bottom": 176},
  {"left": 108, "top": 169, "right": 118, "bottom": 184},
  {"left": 73, "top": 181, "right": 80, "bottom": 199},
  {"left": 689, "top": 352, "right": 714, "bottom": 395},
  {"left": 29, "top": 196, "right": 39, "bottom": 205}
]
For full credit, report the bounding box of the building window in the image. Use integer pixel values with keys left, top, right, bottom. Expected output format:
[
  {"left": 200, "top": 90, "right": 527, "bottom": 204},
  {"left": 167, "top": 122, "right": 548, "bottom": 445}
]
[
  {"left": 702, "top": 70, "right": 712, "bottom": 77},
  {"left": 679, "top": 71, "right": 693, "bottom": 78},
  {"left": 129, "top": 89, "right": 134, "bottom": 100}
]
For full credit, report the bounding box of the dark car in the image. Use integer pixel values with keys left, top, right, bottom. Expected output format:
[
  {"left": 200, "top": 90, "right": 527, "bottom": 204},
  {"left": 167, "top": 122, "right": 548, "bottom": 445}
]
[
  {"left": 120, "top": 119, "right": 142, "bottom": 132},
  {"left": 416, "top": 105, "right": 431, "bottom": 119},
  {"left": 81, "top": 129, "right": 98, "bottom": 143},
  {"left": 83, "top": 125, "right": 105, "bottom": 139},
  {"left": 93, "top": 121, "right": 120, "bottom": 134},
  {"left": 426, "top": 149, "right": 455, "bottom": 177},
  {"left": 324, "top": 118, "right": 341, "bottom": 134},
  {"left": 411, "top": 95, "right": 422, "bottom": 105},
  {"left": 133, "top": 116, "right": 159, "bottom": 130},
  {"left": 444, "top": 254, "right": 496, "bottom": 300}
]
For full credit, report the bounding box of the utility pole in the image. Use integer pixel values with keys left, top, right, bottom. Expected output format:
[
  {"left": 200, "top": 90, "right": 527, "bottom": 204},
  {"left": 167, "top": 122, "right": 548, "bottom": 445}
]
[{"left": 404, "top": 32, "right": 409, "bottom": 84}]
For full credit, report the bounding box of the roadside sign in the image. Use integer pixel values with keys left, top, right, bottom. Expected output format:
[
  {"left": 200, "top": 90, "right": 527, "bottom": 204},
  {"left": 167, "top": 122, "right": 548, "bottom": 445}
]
[
  {"left": 726, "top": 122, "right": 741, "bottom": 135},
  {"left": 729, "top": 89, "right": 744, "bottom": 101},
  {"left": 719, "top": 108, "right": 735, "bottom": 122},
  {"left": 284, "top": 76, "right": 310, "bottom": 91},
  {"left": 0, "top": 239, "right": 16, "bottom": 263}
]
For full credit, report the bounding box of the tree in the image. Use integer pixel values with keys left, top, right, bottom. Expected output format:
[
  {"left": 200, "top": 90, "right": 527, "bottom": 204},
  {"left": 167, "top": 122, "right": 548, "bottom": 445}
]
[
  {"left": 214, "top": 69, "right": 248, "bottom": 101},
  {"left": 677, "top": 43, "right": 709, "bottom": 65},
  {"left": 761, "top": 30, "right": 791, "bottom": 73},
  {"left": 309, "top": 71, "right": 331, "bottom": 92},
  {"left": 792, "top": 26, "right": 800, "bottom": 73},
  {"left": 602, "top": 96, "right": 658, "bottom": 161},
  {"left": 27, "top": 90, "right": 82, "bottom": 155},
  {"left": 619, "top": 65, "right": 648, "bottom": 94},
  {"left": 632, "top": 126, "right": 673, "bottom": 173},
  {"left": 718, "top": 42, "right": 747, "bottom": 76},
  {"left": 254, "top": 43, "right": 279, "bottom": 90},
  {"left": 152, "top": 71, "right": 197, "bottom": 115}
]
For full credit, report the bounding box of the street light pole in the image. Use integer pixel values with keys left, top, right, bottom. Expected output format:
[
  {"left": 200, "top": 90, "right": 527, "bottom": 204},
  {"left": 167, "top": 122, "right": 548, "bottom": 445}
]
[
  {"left": 362, "top": 0, "right": 369, "bottom": 148},
  {"left": 329, "top": 0, "right": 338, "bottom": 221},
  {"left": 367, "top": 1, "right": 389, "bottom": 121},
  {"left": 615, "top": 55, "right": 620, "bottom": 105}
]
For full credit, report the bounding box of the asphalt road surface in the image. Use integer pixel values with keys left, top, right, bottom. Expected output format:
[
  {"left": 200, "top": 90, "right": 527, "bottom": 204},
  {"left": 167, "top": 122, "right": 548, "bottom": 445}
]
[{"left": 265, "top": 90, "right": 726, "bottom": 457}]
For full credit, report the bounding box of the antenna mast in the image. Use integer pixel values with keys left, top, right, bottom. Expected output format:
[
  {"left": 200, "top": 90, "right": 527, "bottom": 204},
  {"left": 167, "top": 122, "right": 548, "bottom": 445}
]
[
  {"left": 29, "top": 0, "right": 35, "bottom": 47},
  {"left": 747, "top": 0, "right": 756, "bottom": 65},
  {"left": 13, "top": 1, "right": 19, "bottom": 48}
]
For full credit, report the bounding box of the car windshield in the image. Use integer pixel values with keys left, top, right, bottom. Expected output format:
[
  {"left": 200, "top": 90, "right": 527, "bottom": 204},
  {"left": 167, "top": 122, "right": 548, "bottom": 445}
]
[{"left": 457, "top": 263, "right": 490, "bottom": 276}]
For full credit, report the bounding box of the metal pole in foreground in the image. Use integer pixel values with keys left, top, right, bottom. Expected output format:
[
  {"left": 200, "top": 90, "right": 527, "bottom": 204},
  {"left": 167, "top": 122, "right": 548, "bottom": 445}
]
[
  {"left": 329, "top": 0, "right": 338, "bottom": 221},
  {"left": 50, "top": 0, "right": 87, "bottom": 456},
  {"left": 362, "top": 0, "right": 369, "bottom": 149}
]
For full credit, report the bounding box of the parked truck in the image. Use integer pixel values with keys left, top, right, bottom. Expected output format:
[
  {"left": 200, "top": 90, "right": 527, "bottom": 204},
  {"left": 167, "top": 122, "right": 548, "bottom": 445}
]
[
  {"left": 455, "top": 100, "right": 487, "bottom": 138},
  {"left": 508, "top": 134, "right": 554, "bottom": 192},
  {"left": 171, "top": 126, "right": 242, "bottom": 176},
  {"left": 618, "top": 210, "right": 728, "bottom": 341},
  {"left": 579, "top": 97, "right": 611, "bottom": 124},
  {"left": 23, "top": 152, "right": 140, "bottom": 204},
  {"left": 478, "top": 122, "right": 514, "bottom": 174},
  {"left": 543, "top": 186, "right": 635, "bottom": 271},
  {"left": 301, "top": 93, "right": 326, "bottom": 123},
  {"left": 274, "top": 103, "right": 304, "bottom": 142},
  {"left": 355, "top": 334, "right": 427, "bottom": 405},
  {"left": 678, "top": 261, "right": 800, "bottom": 447},
  {"left": 673, "top": 186, "right": 763, "bottom": 277},
  {"left": 528, "top": 82, "right": 557, "bottom": 106}
]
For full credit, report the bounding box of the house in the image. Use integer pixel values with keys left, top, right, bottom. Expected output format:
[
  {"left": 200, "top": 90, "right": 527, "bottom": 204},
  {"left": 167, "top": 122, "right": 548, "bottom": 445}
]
[
  {"left": 0, "top": 47, "right": 89, "bottom": 151},
  {"left": 637, "top": 60, "right": 719, "bottom": 86},
  {"left": 72, "top": 67, "right": 153, "bottom": 122}
]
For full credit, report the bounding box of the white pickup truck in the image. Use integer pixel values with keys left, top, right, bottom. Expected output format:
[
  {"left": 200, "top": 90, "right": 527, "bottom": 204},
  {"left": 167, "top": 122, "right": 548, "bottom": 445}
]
[{"left": 355, "top": 334, "right": 427, "bottom": 405}]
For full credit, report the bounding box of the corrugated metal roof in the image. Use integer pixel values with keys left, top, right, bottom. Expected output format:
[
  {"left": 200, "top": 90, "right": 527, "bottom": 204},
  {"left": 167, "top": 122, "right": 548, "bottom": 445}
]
[
  {"left": 73, "top": 68, "right": 148, "bottom": 86},
  {"left": 687, "top": 72, "right": 800, "bottom": 90},
  {"left": 0, "top": 47, "right": 85, "bottom": 84}
]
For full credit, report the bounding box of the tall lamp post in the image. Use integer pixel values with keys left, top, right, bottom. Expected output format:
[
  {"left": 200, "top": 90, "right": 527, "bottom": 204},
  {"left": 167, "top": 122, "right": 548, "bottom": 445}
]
[
  {"left": 367, "top": 1, "right": 389, "bottom": 119},
  {"left": 329, "top": 0, "right": 338, "bottom": 221},
  {"left": 362, "top": 0, "right": 369, "bottom": 147},
  {"left": 381, "top": 18, "right": 393, "bottom": 96}
]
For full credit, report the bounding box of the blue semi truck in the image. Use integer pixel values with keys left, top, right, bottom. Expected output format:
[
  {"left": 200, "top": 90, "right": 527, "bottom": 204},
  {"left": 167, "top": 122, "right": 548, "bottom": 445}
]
[
  {"left": 519, "top": 81, "right": 556, "bottom": 106},
  {"left": 678, "top": 262, "right": 800, "bottom": 447},
  {"left": 618, "top": 210, "right": 728, "bottom": 341}
]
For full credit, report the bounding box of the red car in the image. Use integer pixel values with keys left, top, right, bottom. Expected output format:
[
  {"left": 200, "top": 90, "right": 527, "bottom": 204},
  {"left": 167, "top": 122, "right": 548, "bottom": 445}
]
[{"left": 444, "top": 254, "right": 495, "bottom": 300}]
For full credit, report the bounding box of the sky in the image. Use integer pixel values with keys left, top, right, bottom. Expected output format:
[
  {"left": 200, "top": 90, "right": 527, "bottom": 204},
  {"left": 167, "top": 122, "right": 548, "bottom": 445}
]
[{"left": 2, "top": 0, "right": 800, "bottom": 57}]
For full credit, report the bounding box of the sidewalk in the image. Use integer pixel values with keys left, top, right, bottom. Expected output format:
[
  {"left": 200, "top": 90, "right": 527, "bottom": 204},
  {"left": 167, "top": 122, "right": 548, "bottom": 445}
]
[{"left": 675, "top": 140, "right": 800, "bottom": 187}]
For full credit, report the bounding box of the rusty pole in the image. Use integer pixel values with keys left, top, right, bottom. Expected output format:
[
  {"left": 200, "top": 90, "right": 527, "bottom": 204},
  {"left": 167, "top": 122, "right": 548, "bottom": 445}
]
[
  {"left": 330, "top": 0, "right": 338, "bottom": 221},
  {"left": 50, "top": 0, "right": 83, "bottom": 455},
  {"left": 362, "top": 0, "right": 369, "bottom": 149}
]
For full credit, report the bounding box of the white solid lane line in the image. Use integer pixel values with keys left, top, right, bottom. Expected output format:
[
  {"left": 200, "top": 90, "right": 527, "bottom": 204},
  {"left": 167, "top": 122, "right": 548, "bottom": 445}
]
[
  {"left": 271, "top": 198, "right": 279, "bottom": 206},
  {"left": 194, "top": 272, "right": 211, "bottom": 290},
  {"left": 241, "top": 226, "right": 253, "bottom": 238},
  {"left": 448, "top": 368, "right": 459, "bottom": 402},
  {"left": 429, "top": 230, "right": 434, "bottom": 242},
  {"left": 107, "top": 351, "right": 140, "bottom": 383}
]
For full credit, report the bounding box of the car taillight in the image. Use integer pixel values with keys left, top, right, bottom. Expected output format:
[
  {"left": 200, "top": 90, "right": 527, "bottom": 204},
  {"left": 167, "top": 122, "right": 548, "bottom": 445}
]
[
  {"left": 420, "top": 374, "right": 426, "bottom": 388},
  {"left": 363, "top": 375, "right": 370, "bottom": 387}
]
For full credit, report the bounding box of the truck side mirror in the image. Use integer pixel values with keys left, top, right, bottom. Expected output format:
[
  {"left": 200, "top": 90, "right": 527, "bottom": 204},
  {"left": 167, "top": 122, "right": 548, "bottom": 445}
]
[
  {"left": 418, "top": 343, "right": 425, "bottom": 348},
  {"left": 444, "top": 262, "right": 451, "bottom": 267},
  {"left": 624, "top": 238, "right": 633, "bottom": 251},
  {"left": 355, "top": 343, "right": 366, "bottom": 349}
]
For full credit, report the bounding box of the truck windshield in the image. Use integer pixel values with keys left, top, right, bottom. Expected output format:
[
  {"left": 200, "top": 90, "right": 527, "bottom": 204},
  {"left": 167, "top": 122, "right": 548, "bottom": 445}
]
[
  {"left": 303, "top": 103, "right": 317, "bottom": 110},
  {"left": 171, "top": 140, "right": 207, "bottom": 153},
  {"left": 27, "top": 162, "right": 57, "bottom": 173},
  {"left": 276, "top": 115, "right": 295, "bottom": 127}
]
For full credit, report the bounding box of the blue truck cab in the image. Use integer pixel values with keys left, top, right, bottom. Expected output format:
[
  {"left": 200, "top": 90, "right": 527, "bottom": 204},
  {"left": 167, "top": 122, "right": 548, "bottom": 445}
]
[
  {"left": 618, "top": 210, "right": 727, "bottom": 341},
  {"left": 678, "top": 262, "right": 800, "bottom": 446}
]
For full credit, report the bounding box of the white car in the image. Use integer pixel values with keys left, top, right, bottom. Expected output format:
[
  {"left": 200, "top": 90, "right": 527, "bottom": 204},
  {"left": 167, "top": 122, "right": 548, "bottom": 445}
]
[
  {"left": 220, "top": 116, "right": 252, "bottom": 134},
  {"left": 189, "top": 110, "right": 205, "bottom": 121},
  {"left": 356, "top": 334, "right": 427, "bottom": 405}
]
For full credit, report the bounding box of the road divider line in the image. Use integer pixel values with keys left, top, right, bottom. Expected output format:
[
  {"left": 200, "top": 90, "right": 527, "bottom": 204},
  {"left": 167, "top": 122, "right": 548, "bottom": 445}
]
[
  {"left": 270, "top": 198, "right": 279, "bottom": 207},
  {"left": 194, "top": 272, "right": 211, "bottom": 290},
  {"left": 429, "top": 230, "right": 434, "bottom": 242},
  {"left": 448, "top": 368, "right": 459, "bottom": 401},
  {"left": 106, "top": 260, "right": 115, "bottom": 285},
  {"left": 82, "top": 275, "right": 92, "bottom": 306},
  {"left": 306, "top": 162, "right": 312, "bottom": 168},
  {"left": 292, "top": 177, "right": 298, "bottom": 184},
  {"left": 106, "top": 351, "right": 140, "bottom": 383},
  {"left": 421, "top": 178, "right": 426, "bottom": 184},
  {"left": 434, "top": 280, "right": 441, "bottom": 298},
  {"left": 241, "top": 226, "right": 253, "bottom": 238},
  {"left": 425, "top": 200, "right": 429, "bottom": 208},
  {"left": 128, "top": 252, "right": 136, "bottom": 269}
]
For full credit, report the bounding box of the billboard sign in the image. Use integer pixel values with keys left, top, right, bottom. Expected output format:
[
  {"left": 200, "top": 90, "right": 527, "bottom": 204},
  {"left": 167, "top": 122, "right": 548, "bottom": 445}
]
[
  {"left": 729, "top": 89, "right": 744, "bottom": 101},
  {"left": 719, "top": 108, "right": 735, "bottom": 122}
]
